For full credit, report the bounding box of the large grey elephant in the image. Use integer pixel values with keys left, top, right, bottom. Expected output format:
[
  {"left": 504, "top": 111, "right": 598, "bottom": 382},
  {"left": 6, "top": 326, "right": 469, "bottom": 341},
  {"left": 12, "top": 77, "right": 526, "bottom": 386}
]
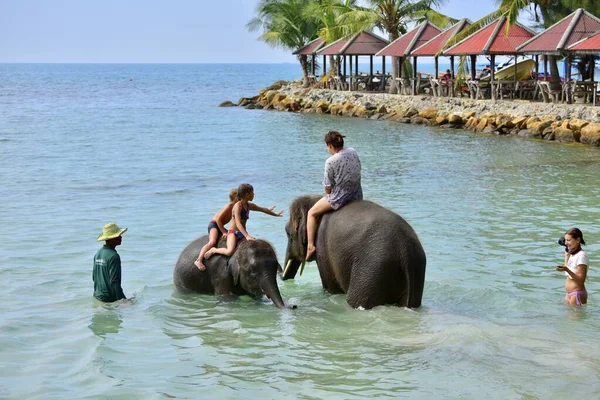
[
  {"left": 174, "top": 236, "right": 295, "bottom": 309},
  {"left": 282, "top": 196, "right": 426, "bottom": 309}
]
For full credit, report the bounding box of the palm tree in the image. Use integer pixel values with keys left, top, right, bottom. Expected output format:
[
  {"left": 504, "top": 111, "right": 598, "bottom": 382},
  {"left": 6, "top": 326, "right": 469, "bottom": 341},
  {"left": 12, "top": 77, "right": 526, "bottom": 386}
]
[
  {"left": 303, "top": 0, "right": 359, "bottom": 74},
  {"left": 337, "top": 0, "right": 451, "bottom": 93},
  {"left": 247, "top": 0, "right": 321, "bottom": 87}
]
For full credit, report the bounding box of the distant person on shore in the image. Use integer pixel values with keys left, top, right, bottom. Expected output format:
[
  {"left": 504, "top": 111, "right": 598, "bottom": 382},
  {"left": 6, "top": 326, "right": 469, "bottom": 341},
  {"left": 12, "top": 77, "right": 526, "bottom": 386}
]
[
  {"left": 194, "top": 187, "right": 238, "bottom": 271},
  {"left": 442, "top": 69, "right": 452, "bottom": 84},
  {"left": 93, "top": 222, "right": 128, "bottom": 303},
  {"left": 555, "top": 227, "right": 589, "bottom": 305},
  {"left": 306, "top": 130, "right": 362, "bottom": 261},
  {"left": 205, "top": 183, "right": 283, "bottom": 259}
]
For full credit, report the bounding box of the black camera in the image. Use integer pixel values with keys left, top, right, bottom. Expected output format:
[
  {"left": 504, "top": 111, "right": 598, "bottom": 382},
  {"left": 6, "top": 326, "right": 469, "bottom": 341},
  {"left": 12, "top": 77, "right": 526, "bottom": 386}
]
[{"left": 558, "top": 237, "right": 566, "bottom": 247}]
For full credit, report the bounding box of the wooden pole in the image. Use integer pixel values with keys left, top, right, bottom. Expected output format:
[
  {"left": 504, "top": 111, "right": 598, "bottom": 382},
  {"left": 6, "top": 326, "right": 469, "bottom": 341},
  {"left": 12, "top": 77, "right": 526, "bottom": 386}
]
[
  {"left": 413, "top": 56, "right": 418, "bottom": 95},
  {"left": 382, "top": 56, "right": 386, "bottom": 90},
  {"left": 470, "top": 55, "right": 476, "bottom": 80},
  {"left": 450, "top": 56, "right": 455, "bottom": 97},
  {"left": 490, "top": 54, "right": 496, "bottom": 100}
]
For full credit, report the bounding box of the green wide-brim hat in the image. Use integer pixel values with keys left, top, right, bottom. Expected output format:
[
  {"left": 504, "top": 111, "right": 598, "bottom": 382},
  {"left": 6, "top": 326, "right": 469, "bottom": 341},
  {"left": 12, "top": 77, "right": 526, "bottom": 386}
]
[{"left": 97, "top": 222, "right": 128, "bottom": 241}]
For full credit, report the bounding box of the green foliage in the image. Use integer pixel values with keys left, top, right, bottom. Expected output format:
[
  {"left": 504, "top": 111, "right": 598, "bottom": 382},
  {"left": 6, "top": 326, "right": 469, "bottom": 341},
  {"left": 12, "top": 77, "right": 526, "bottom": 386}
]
[{"left": 246, "top": 0, "right": 321, "bottom": 51}]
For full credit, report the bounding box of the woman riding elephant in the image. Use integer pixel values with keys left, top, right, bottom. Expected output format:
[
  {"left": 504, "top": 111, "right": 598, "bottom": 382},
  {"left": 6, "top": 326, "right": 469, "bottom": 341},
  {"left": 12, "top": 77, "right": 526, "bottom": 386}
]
[
  {"left": 174, "top": 235, "right": 295, "bottom": 309},
  {"left": 283, "top": 196, "right": 426, "bottom": 309},
  {"left": 305, "top": 130, "right": 362, "bottom": 261}
]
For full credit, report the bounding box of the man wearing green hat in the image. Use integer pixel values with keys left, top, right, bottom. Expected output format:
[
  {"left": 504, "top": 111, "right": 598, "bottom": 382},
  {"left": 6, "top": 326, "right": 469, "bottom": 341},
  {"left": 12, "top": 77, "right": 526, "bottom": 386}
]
[{"left": 93, "top": 222, "right": 128, "bottom": 303}]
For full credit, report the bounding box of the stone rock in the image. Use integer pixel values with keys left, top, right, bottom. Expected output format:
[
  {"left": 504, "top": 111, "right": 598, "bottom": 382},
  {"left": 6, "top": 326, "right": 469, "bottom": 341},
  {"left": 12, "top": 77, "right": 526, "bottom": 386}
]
[
  {"left": 219, "top": 100, "right": 236, "bottom": 107},
  {"left": 434, "top": 116, "right": 448, "bottom": 125},
  {"left": 511, "top": 116, "right": 528, "bottom": 129},
  {"left": 315, "top": 100, "right": 330, "bottom": 113},
  {"left": 525, "top": 116, "right": 541, "bottom": 129},
  {"left": 364, "top": 102, "right": 377, "bottom": 111},
  {"left": 475, "top": 118, "right": 489, "bottom": 132},
  {"left": 528, "top": 120, "right": 553, "bottom": 133},
  {"left": 410, "top": 116, "right": 431, "bottom": 125},
  {"left": 554, "top": 127, "right": 576, "bottom": 142},
  {"left": 482, "top": 126, "right": 496, "bottom": 134},
  {"left": 352, "top": 106, "right": 368, "bottom": 118},
  {"left": 377, "top": 105, "right": 387, "bottom": 114},
  {"left": 568, "top": 118, "right": 589, "bottom": 132},
  {"left": 448, "top": 114, "right": 463, "bottom": 124},
  {"left": 419, "top": 107, "right": 439, "bottom": 120},
  {"left": 463, "top": 111, "right": 476, "bottom": 119},
  {"left": 542, "top": 127, "right": 555, "bottom": 140},
  {"left": 580, "top": 123, "right": 600, "bottom": 146}
]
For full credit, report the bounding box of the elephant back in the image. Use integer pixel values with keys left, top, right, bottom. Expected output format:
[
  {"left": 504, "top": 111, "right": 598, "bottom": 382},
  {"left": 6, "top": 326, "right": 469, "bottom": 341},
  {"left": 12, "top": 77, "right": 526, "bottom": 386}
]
[
  {"left": 173, "top": 236, "right": 214, "bottom": 292},
  {"left": 320, "top": 200, "right": 420, "bottom": 241}
]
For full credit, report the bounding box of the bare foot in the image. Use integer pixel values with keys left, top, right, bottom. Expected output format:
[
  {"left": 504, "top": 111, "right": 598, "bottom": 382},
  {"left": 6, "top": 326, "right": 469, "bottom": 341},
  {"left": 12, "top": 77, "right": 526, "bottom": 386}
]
[
  {"left": 194, "top": 258, "right": 206, "bottom": 271},
  {"left": 306, "top": 244, "right": 316, "bottom": 261},
  {"left": 204, "top": 249, "right": 215, "bottom": 259}
]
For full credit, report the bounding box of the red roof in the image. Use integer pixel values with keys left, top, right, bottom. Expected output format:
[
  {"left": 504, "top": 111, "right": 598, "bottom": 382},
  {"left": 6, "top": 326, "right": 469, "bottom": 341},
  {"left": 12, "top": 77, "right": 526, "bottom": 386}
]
[
  {"left": 445, "top": 16, "right": 535, "bottom": 55},
  {"left": 376, "top": 22, "right": 441, "bottom": 57},
  {"left": 518, "top": 8, "right": 600, "bottom": 54},
  {"left": 293, "top": 38, "right": 325, "bottom": 55},
  {"left": 318, "top": 31, "right": 389, "bottom": 56},
  {"left": 568, "top": 30, "right": 600, "bottom": 53},
  {"left": 411, "top": 19, "right": 470, "bottom": 57}
]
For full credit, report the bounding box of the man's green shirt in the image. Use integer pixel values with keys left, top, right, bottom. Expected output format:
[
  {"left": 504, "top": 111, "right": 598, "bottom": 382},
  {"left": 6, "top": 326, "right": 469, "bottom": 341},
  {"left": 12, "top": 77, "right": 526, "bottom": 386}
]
[{"left": 93, "top": 245, "right": 126, "bottom": 302}]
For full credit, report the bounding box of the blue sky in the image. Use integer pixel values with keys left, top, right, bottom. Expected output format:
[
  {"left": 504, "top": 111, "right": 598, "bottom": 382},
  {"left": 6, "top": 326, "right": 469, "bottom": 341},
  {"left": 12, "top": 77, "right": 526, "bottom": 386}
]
[{"left": 0, "top": 0, "right": 501, "bottom": 63}]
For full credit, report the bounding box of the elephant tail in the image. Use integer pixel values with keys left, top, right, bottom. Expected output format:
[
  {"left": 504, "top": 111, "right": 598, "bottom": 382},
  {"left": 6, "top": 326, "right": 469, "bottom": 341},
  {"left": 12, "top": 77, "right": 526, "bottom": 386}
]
[{"left": 402, "top": 246, "right": 426, "bottom": 308}]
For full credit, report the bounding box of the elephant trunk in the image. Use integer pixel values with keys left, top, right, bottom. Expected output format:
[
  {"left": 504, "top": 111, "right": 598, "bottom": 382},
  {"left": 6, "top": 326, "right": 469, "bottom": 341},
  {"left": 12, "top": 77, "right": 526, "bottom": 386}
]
[{"left": 260, "top": 274, "right": 296, "bottom": 309}]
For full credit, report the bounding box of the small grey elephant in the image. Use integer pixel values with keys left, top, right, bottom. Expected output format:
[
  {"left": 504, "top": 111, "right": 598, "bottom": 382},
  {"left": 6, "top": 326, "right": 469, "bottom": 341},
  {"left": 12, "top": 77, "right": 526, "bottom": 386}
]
[{"left": 174, "top": 236, "right": 295, "bottom": 309}]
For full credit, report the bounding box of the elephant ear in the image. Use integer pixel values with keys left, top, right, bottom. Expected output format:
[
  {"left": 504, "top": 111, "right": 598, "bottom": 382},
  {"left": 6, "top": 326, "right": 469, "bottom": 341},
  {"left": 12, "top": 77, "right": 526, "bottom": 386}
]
[
  {"left": 291, "top": 197, "right": 310, "bottom": 249},
  {"left": 229, "top": 253, "right": 240, "bottom": 286}
]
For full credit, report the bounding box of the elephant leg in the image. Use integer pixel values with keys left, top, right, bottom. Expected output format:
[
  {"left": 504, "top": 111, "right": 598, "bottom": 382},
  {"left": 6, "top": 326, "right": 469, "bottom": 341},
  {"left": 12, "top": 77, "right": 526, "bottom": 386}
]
[
  {"left": 315, "top": 257, "right": 344, "bottom": 294},
  {"left": 345, "top": 261, "right": 405, "bottom": 309}
]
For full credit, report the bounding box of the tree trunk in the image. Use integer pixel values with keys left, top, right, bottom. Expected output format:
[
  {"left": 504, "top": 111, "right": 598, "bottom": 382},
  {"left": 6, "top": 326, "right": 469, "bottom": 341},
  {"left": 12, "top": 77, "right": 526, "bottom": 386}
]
[
  {"left": 329, "top": 55, "right": 337, "bottom": 75},
  {"left": 549, "top": 55, "right": 561, "bottom": 92},
  {"left": 298, "top": 55, "right": 310, "bottom": 88},
  {"left": 388, "top": 33, "right": 400, "bottom": 94}
]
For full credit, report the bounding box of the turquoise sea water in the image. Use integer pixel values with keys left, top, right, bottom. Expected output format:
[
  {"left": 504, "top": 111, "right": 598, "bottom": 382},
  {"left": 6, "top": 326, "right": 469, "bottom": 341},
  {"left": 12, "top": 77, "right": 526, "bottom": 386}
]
[{"left": 1, "top": 63, "right": 600, "bottom": 399}]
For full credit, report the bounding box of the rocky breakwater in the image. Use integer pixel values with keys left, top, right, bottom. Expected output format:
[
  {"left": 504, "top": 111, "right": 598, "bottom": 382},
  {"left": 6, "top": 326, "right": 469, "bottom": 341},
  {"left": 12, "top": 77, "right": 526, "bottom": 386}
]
[{"left": 220, "top": 80, "right": 600, "bottom": 147}]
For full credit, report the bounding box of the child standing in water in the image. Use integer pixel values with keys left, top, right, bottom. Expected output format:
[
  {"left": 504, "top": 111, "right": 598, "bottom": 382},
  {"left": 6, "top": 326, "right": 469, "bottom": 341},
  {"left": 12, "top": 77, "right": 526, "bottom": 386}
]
[
  {"left": 205, "top": 183, "right": 283, "bottom": 259},
  {"left": 555, "top": 227, "right": 589, "bottom": 305},
  {"left": 194, "top": 188, "right": 238, "bottom": 271}
]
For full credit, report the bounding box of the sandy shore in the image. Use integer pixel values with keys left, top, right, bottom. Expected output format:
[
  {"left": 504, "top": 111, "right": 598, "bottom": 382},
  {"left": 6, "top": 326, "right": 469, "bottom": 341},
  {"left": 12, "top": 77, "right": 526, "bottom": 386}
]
[{"left": 222, "top": 80, "right": 600, "bottom": 147}]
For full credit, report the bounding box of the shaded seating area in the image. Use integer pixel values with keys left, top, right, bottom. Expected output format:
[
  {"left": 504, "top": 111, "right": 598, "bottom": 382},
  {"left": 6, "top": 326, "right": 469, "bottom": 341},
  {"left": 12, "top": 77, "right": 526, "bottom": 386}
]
[
  {"left": 290, "top": 8, "right": 600, "bottom": 107},
  {"left": 444, "top": 16, "right": 536, "bottom": 101},
  {"left": 517, "top": 8, "right": 600, "bottom": 104},
  {"left": 292, "top": 38, "right": 326, "bottom": 85},
  {"left": 409, "top": 19, "right": 471, "bottom": 97},
  {"left": 317, "top": 31, "right": 389, "bottom": 92},
  {"left": 568, "top": 30, "right": 600, "bottom": 105},
  {"left": 376, "top": 21, "right": 441, "bottom": 95}
]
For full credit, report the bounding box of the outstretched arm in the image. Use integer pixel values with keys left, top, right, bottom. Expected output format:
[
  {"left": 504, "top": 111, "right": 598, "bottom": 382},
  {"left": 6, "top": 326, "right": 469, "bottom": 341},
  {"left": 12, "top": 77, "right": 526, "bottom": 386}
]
[{"left": 249, "top": 202, "right": 283, "bottom": 217}]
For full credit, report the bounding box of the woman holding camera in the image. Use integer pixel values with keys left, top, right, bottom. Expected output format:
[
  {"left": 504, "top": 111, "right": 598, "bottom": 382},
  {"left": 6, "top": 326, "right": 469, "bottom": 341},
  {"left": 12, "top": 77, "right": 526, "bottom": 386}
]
[{"left": 556, "top": 228, "right": 589, "bottom": 305}]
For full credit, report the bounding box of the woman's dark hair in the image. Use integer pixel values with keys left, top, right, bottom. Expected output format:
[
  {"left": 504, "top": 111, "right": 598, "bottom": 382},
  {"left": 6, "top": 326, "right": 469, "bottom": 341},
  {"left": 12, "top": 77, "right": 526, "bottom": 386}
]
[
  {"left": 565, "top": 227, "right": 586, "bottom": 245},
  {"left": 324, "top": 130, "right": 345, "bottom": 149},
  {"left": 237, "top": 183, "right": 254, "bottom": 200}
]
